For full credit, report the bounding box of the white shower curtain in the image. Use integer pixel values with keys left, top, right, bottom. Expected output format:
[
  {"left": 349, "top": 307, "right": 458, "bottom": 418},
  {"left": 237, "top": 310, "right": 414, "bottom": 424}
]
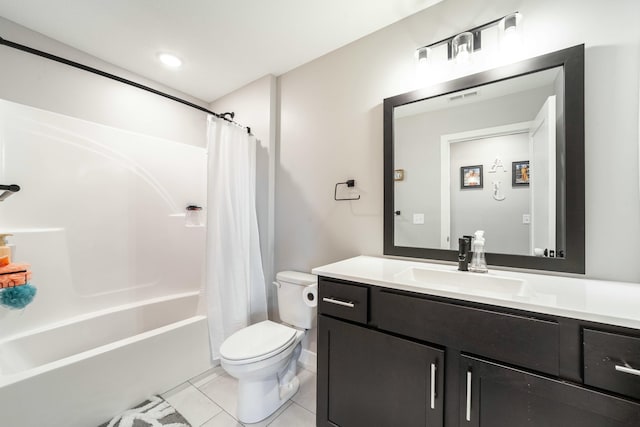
[{"left": 205, "top": 116, "right": 268, "bottom": 360}]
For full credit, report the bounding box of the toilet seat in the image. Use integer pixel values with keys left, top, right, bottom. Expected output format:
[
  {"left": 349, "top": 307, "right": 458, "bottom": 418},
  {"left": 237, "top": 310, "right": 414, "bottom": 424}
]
[{"left": 220, "top": 320, "right": 297, "bottom": 365}]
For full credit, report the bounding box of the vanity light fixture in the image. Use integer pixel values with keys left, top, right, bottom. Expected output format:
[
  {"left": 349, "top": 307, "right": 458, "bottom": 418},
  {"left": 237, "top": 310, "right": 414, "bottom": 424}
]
[
  {"left": 415, "top": 46, "right": 429, "bottom": 71},
  {"left": 452, "top": 32, "right": 474, "bottom": 64},
  {"left": 415, "top": 12, "right": 523, "bottom": 71},
  {"left": 499, "top": 12, "right": 524, "bottom": 53},
  {"left": 416, "top": 46, "right": 429, "bottom": 64},
  {"left": 158, "top": 52, "right": 182, "bottom": 68}
]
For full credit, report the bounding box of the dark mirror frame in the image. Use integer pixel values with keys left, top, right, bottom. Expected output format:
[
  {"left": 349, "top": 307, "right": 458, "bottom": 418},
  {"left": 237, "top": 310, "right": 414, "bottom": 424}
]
[{"left": 383, "top": 44, "right": 585, "bottom": 274}]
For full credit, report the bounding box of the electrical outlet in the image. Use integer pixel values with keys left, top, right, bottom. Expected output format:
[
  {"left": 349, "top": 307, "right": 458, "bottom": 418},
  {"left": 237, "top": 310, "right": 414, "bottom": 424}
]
[{"left": 413, "top": 213, "right": 425, "bottom": 224}]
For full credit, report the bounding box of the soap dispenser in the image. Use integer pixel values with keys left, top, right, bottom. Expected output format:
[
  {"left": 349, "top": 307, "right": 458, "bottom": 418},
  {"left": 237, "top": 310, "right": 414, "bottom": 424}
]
[
  {"left": 469, "top": 230, "right": 488, "bottom": 273},
  {"left": 458, "top": 236, "right": 472, "bottom": 271},
  {"left": 0, "top": 233, "right": 13, "bottom": 264}
]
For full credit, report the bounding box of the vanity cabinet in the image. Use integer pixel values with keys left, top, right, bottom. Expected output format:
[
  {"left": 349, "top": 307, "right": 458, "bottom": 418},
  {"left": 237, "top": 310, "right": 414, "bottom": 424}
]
[
  {"left": 460, "top": 355, "right": 640, "bottom": 427},
  {"left": 317, "top": 276, "right": 640, "bottom": 427},
  {"left": 317, "top": 280, "right": 444, "bottom": 426},
  {"left": 320, "top": 315, "right": 444, "bottom": 427}
]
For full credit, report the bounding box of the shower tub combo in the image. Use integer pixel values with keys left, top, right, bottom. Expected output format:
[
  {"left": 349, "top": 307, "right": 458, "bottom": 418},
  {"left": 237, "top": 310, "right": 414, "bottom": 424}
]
[{"left": 0, "top": 99, "right": 212, "bottom": 426}]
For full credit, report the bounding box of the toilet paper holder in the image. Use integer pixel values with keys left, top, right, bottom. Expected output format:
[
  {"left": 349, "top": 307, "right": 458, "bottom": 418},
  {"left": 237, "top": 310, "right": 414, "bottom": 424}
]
[{"left": 303, "top": 283, "right": 318, "bottom": 307}]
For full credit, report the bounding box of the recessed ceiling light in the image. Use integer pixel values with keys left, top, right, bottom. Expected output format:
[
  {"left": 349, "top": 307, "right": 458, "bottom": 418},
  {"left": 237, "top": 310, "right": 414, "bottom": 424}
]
[{"left": 158, "top": 53, "right": 182, "bottom": 68}]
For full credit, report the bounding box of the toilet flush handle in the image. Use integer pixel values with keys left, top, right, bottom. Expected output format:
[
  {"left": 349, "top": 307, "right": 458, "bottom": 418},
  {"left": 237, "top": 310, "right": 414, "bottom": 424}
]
[{"left": 272, "top": 281, "right": 281, "bottom": 288}]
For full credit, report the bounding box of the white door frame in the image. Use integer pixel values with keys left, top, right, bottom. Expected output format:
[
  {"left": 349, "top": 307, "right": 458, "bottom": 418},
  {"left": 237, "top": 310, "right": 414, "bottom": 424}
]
[
  {"left": 440, "top": 122, "right": 532, "bottom": 249},
  {"left": 529, "top": 95, "right": 557, "bottom": 255}
]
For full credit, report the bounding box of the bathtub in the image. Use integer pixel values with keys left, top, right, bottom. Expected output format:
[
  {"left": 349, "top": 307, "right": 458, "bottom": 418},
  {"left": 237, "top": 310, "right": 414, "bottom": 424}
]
[{"left": 0, "top": 291, "right": 211, "bottom": 427}]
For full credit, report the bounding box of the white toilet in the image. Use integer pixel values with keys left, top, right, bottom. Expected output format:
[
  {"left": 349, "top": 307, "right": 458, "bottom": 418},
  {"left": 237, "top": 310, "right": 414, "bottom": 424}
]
[{"left": 219, "top": 271, "right": 316, "bottom": 424}]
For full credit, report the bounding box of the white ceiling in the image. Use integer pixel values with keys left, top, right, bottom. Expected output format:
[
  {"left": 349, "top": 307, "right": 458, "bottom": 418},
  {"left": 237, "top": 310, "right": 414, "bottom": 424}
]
[
  {"left": 395, "top": 67, "right": 562, "bottom": 118},
  {"left": 0, "top": 0, "right": 442, "bottom": 103}
]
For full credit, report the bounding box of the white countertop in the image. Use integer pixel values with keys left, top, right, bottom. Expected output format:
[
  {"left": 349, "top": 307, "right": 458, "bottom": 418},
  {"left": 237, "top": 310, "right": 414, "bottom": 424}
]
[{"left": 312, "top": 256, "right": 640, "bottom": 330}]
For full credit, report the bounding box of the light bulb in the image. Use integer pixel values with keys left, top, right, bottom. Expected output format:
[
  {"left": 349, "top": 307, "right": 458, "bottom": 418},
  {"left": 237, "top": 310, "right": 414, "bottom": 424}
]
[
  {"left": 452, "top": 32, "right": 474, "bottom": 65},
  {"left": 456, "top": 44, "right": 469, "bottom": 64},
  {"left": 416, "top": 47, "right": 429, "bottom": 64},
  {"left": 499, "top": 13, "right": 523, "bottom": 55},
  {"left": 415, "top": 47, "right": 430, "bottom": 75}
]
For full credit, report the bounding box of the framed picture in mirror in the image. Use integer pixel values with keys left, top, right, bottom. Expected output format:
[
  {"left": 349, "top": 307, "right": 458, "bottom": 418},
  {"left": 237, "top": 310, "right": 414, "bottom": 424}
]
[
  {"left": 461, "top": 165, "right": 483, "bottom": 189},
  {"left": 512, "top": 161, "right": 530, "bottom": 186}
]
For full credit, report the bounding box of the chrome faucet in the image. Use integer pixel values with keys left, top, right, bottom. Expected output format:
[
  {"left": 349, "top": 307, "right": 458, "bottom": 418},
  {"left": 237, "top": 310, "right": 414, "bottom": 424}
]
[{"left": 458, "top": 236, "right": 472, "bottom": 271}]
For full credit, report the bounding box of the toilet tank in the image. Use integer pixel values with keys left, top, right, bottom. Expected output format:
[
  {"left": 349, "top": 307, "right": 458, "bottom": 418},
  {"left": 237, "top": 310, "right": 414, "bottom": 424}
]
[{"left": 275, "top": 271, "right": 316, "bottom": 329}]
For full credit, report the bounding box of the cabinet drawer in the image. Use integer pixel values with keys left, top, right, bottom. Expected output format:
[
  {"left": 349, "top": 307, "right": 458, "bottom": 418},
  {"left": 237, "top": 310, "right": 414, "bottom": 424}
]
[
  {"left": 584, "top": 329, "right": 640, "bottom": 400},
  {"left": 318, "top": 278, "right": 368, "bottom": 324},
  {"left": 377, "top": 291, "right": 560, "bottom": 376}
]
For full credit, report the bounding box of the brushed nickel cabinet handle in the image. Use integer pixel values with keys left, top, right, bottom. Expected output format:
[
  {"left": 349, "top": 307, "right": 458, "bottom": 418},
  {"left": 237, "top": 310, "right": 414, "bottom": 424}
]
[
  {"left": 466, "top": 370, "right": 472, "bottom": 422},
  {"left": 430, "top": 363, "right": 437, "bottom": 409},
  {"left": 322, "top": 297, "right": 355, "bottom": 308},
  {"left": 615, "top": 364, "right": 640, "bottom": 377}
]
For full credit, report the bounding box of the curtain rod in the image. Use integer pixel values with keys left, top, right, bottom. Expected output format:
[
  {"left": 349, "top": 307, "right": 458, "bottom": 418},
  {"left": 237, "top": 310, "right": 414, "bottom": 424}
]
[{"left": 0, "top": 35, "right": 252, "bottom": 135}]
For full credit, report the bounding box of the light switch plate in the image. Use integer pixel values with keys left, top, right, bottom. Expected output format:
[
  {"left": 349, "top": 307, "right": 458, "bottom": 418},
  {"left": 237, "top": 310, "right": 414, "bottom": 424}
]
[
  {"left": 523, "top": 214, "right": 531, "bottom": 224},
  {"left": 413, "top": 213, "right": 425, "bottom": 224}
]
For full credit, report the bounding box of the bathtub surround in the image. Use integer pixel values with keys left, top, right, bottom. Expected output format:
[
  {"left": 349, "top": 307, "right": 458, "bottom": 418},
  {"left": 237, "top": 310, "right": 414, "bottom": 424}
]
[
  {"left": 205, "top": 116, "right": 268, "bottom": 360},
  {"left": 0, "top": 17, "right": 212, "bottom": 356},
  {"left": 0, "top": 98, "right": 207, "bottom": 337},
  {"left": 0, "top": 293, "right": 210, "bottom": 427},
  {"left": 0, "top": 70, "right": 210, "bottom": 424}
]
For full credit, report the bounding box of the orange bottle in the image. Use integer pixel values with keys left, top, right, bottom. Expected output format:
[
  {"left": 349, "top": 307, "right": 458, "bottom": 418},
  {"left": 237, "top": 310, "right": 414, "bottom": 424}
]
[{"left": 0, "top": 233, "right": 13, "bottom": 265}]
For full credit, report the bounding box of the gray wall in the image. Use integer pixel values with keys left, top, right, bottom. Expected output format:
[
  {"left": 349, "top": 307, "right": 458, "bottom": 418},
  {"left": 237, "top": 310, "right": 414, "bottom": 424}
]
[
  {"left": 270, "top": 0, "right": 640, "bottom": 283},
  {"left": 393, "top": 114, "right": 441, "bottom": 248}
]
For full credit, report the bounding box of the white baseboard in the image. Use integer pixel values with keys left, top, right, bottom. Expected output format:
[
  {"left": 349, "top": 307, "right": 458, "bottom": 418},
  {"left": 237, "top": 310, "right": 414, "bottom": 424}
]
[{"left": 297, "top": 349, "right": 317, "bottom": 373}]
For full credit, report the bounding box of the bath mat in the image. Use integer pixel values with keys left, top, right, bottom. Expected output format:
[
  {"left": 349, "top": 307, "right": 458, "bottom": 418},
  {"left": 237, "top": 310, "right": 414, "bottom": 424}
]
[{"left": 99, "top": 395, "right": 191, "bottom": 427}]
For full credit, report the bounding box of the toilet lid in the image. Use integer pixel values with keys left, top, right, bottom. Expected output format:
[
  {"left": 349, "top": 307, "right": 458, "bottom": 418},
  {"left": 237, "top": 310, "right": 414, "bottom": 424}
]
[{"left": 220, "top": 320, "right": 297, "bottom": 363}]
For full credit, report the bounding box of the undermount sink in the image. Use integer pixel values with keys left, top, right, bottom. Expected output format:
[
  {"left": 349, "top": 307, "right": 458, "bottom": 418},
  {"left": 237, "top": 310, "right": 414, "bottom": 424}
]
[{"left": 394, "top": 267, "right": 532, "bottom": 299}]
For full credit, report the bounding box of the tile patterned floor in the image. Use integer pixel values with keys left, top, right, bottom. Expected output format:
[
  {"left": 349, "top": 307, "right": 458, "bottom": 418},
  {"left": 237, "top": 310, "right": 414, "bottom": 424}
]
[{"left": 162, "top": 366, "right": 317, "bottom": 427}]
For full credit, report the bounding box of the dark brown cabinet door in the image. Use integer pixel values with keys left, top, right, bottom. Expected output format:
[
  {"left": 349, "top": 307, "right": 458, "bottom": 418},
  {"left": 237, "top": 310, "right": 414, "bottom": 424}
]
[
  {"left": 460, "top": 355, "right": 640, "bottom": 427},
  {"left": 318, "top": 315, "right": 444, "bottom": 427}
]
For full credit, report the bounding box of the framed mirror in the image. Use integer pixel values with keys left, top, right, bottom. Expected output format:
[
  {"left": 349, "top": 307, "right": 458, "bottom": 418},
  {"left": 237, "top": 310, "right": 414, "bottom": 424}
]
[{"left": 384, "top": 45, "right": 584, "bottom": 273}]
